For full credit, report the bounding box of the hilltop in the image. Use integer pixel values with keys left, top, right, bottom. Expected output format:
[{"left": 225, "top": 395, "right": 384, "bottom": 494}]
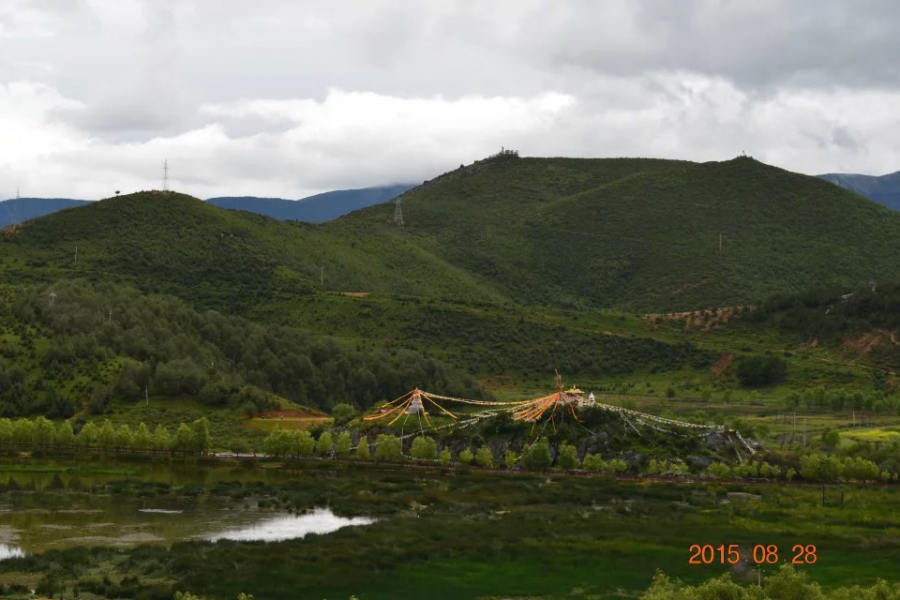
[
  {"left": 818, "top": 170, "right": 900, "bottom": 211},
  {"left": 338, "top": 154, "right": 900, "bottom": 310}
]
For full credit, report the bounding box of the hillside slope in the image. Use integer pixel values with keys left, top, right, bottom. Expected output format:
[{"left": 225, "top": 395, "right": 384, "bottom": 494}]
[
  {"left": 0, "top": 191, "right": 505, "bottom": 313},
  {"left": 819, "top": 170, "right": 900, "bottom": 211},
  {"left": 4, "top": 156, "right": 900, "bottom": 315},
  {"left": 337, "top": 155, "right": 900, "bottom": 310},
  {"left": 208, "top": 183, "right": 414, "bottom": 223}
]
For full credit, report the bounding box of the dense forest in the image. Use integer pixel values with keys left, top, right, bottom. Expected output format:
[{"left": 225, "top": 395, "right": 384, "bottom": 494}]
[{"left": 0, "top": 281, "right": 484, "bottom": 418}]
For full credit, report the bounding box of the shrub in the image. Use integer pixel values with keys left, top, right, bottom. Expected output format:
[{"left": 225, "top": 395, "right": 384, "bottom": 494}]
[{"left": 475, "top": 445, "right": 494, "bottom": 468}]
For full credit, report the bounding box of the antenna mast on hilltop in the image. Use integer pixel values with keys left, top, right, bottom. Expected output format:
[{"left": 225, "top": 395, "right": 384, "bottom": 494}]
[
  {"left": 162, "top": 159, "right": 170, "bottom": 192},
  {"left": 393, "top": 194, "right": 404, "bottom": 226}
]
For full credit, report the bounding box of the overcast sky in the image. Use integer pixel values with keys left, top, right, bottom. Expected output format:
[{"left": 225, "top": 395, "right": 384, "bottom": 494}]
[{"left": 2, "top": 0, "right": 900, "bottom": 200}]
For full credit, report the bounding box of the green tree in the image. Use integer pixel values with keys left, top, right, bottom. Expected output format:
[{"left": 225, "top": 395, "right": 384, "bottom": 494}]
[
  {"left": 115, "top": 424, "right": 134, "bottom": 453},
  {"left": 12, "top": 419, "right": 35, "bottom": 448},
  {"left": 152, "top": 425, "right": 172, "bottom": 453},
  {"left": 0, "top": 418, "right": 12, "bottom": 450},
  {"left": 355, "top": 435, "right": 371, "bottom": 460},
  {"left": 33, "top": 416, "right": 55, "bottom": 449},
  {"left": 315, "top": 431, "right": 334, "bottom": 457},
  {"left": 475, "top": 444, "right": 494, "bottom": 468},
  {"left": 98, "top": 420, "right": 117, "bottom": 452},
  {"left": 503, "top": 450, "right": 518, "bottom": 469},
  {"left": 821, "top": 427, "right": 841, "bottom": 450},
  {"left": 174, "top": 423, "right": 194, "bottom": 454},
  {"left": 459, "top": 448, "right": 474, "bottom": 465},
  {"left": 335, "top": 431, "right": 352, "bottom": 458},
  {"left": 737, "top": 355, "right": 788, "bottom": 387},
  {"left": 79, "top": 422, "right": 99, "bottom": 449},
  {"left": 374, "top": 434, "right": 401, "bottom": 461},
  {"left": 290, "top": 430, "right": 315, "bottom": 457},
  {"left": 54, "top": 421, "right": 75, "bottom": 449},
  {"left": 557, "top": 443, "right": 580, "bottom": 470},
  {"left": 331, "top": 403, "right": 356, "bottom": 425},
  {"left": 705, "top": 462, "right": 732, "bottom": 479},
  {"left": 191, "top": 417, "right": 211, "bottom": 453},
  {"left": 410, "top": 436, "right": 437, "bottom": 461},
  {"left": 521, "top": 440, "right": 552, "bottom": 471},
  {"left": 582, "top": 453, "right": 603, "bottom": 471},
  {"left": 264, "top": 429, "right": 290, "bottom": 457},
  {"left": 134, "top": 422, "right": 152, "bottom": 452},
  {"left": 439, "top": 447, "right": 451, "bottom": 465}
]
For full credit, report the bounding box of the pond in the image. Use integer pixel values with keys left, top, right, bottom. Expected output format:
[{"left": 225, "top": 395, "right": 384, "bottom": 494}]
[{"left": 0, "top": 463, "right": 376, "bottom": 559}]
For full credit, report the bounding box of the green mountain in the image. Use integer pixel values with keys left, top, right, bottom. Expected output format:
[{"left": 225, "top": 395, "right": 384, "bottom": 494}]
[
  {"left": 5, "top": 155, "right": 900, "bottom": 316},
  {"left": 339, "top": 154, "right": 900, "bottom": 310}
]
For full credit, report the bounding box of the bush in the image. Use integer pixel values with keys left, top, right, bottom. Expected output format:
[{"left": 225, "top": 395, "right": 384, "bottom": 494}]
[
  {"left": 475, "top": 445, "right": 494, "bottom": 468},
  {"left": 355, "top": 435, "right": 371, "bottom": 460},
  {"left": 459, "top": 448, "right": 474, "bottom": 465},
  {"left": 410, "top": 436, "right": 437, "bottom": 461},
  {"left": 557, "top": 443, "right": 580, "bottom": 470},
  {"left": 374, "top": 434, "right": 401, "bottom": 461},
  {"left": 521, "top": 440, "right": 552, "bottom": 471},
  {"left": 331, "top": 403, "right": 356, "bottom": 425},
  {"left": 737, "top": 355, "right": 787, "bottom": 387}
]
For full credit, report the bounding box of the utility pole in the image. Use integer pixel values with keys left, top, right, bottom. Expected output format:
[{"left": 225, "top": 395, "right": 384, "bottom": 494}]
[
  {"left": 108, "top": 308, "right": 113, "bottom": 324},
  {"left": 74, "top": 245, "right": 78, "bottom": 271},
  {"left": 49, "top": 291, "right": 57, "bottom": 306},
  {"left": 162, "top": 159, "right": 169, "bottom": 192},
  {"left": 320, "top": 266, "right": 324, "bottom": 286},
  {"left": 145, "top": 385, "right": 149, "bottom": 406},
  {"left": 393, "top": 195, "right": 404, "bottom": 225}
]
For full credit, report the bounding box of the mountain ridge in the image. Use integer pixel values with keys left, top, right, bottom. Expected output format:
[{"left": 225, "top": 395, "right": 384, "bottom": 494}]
[
  {"left": 818, "top": 170, "right": 900, "bottom": 211},
  {"left": 4, "top": 155, "right": 900, "bottom": 313}
]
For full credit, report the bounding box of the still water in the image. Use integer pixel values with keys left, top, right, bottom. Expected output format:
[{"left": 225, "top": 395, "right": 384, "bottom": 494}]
[{"left": 0, "top": 463, "right": 376, "bottom": 560}]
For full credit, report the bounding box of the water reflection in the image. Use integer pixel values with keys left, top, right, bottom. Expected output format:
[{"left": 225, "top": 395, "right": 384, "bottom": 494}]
[
  {"left": 207, "top": 508, "right": 375, "bottom": 542},
  {"left": 0, "top": 544, "right": 24, "bottom": 560}
]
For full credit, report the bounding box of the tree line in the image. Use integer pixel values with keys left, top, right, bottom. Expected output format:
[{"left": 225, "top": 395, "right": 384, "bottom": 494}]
[
  {"left": 0, "top": 416, "right": 211, "bottom": 455},
  {"left": 261, "top": 427, "right": 889, "bottom": 483}
]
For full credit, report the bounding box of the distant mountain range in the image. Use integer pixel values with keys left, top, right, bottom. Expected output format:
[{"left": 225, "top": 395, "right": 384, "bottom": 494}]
[
  {"left": 0, "top": 198, "right": 90, "bottom": 228},
  {"left": 818, "top": 171, "right": 900, "bottom": 211},
  {"left": 207, "top": 183, "right": 414, "bottom": 223},
  {"left": 0, "top": 184, "right": 415, "bottom": 229}
]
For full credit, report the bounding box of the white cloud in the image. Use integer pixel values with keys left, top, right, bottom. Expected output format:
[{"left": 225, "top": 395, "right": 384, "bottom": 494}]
[{"left": 2, "top": 1, "right": 900, "bottom": 200}]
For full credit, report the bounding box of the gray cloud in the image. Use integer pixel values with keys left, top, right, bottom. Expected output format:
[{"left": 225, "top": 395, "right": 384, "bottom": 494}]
[{"left": 1, "top": 0, "right": 900, "bottom": 199}]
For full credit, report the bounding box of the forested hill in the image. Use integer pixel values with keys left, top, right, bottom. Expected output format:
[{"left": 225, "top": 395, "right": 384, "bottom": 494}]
[
  {"left": 208, "top": 183, "right": 414, "bottom": 223},
  {"left": 0, "top": 281, "right": 484, "bottom": 418},
  {"left": 5, "top": 155, "right": 900, "bottom": 313},
  {"left": 337, "top": 154, "right": 900, "bottom": 310}
]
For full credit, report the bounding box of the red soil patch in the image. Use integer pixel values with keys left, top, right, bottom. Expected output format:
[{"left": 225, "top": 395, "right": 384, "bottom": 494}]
[
  {"left": 842, "top": 329, "right": 898, "bottom": 356},
  {"left": 710, "top": 353, "right": 734, "bottom": 376}
]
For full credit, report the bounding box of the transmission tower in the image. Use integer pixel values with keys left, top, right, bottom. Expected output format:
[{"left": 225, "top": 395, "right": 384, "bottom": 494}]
[
  {"left": 162, "top": 159, "right": 169, "bottom": 192},
  {"left": 393, "top": 195, "right": 404, "bottom": 226}
]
